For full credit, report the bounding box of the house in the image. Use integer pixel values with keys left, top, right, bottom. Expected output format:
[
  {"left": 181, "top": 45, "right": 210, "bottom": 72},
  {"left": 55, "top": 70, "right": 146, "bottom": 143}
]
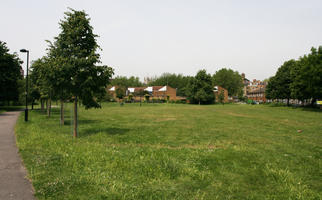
[
  {"left": 107, "top": 85, "right": 177, "bottom": 102},
  {"left": 144, "top": 86, "right": 177, "bottom": 100},
  {"left": 214, "top": 86, "right": 229, "bottom": 103}
]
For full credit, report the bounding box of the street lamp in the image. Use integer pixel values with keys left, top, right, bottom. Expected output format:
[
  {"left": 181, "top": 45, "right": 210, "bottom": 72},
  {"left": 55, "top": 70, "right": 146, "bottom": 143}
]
[{"left": 20, "top": 49, "right": 29, "bottom": 122}]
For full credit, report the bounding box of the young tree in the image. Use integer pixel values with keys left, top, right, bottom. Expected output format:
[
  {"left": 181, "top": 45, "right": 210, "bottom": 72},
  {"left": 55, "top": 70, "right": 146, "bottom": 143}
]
[
  {"left": 187, "top": 70, "right": 214, "bottom": 104},
  {"left": 29, "top": 57, "right": 54, "bottom": 117},
  {"left": 0, "top": 41, "right": 23, "bottom": 105},
  {"left": 115, "top": 87, "right": 125, "bottom": 103},
  {"left": 213, "top": 68, "right": 243, "bottom": 96},
  {"left": 54, "top": 9, "right": 113, "bottom": 137},
  {"left": 218, "top": 90, "right": 225, "bottom": 105}
]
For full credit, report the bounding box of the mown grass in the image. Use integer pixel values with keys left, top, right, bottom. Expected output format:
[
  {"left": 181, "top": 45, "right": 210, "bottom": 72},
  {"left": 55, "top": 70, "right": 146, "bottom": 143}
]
[{"left": 15, "top": 103, "right": 322, "bottom": 199}]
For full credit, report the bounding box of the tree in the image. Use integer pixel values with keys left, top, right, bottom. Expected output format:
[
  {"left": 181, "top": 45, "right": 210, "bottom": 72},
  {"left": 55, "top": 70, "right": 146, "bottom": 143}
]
[
  {"left": 29, "top": 57, "right": 54, "bottom": 117},
  {"left": 54, "top": 9, "right": 113, "bottom": 137},
  {"left": 267, "top": 60, "right": 295, "bottom": 106},
  {"left": 213, "top": 68, "right": 243, "bottom": 96},
  {"left": 111, "top": 76, "right": 143, "bottom": 88},
  {"left": 293, "top": 47, "right": 322, "bottom": 105},
  {"left": 149, "top": 73, "right": 193, "bottom": 96},
  {"left": 187, "top": 70, "right": 214, "bottom": 104},
  {"left": 218, "top": 90, "right": 225, "bottom": 105},
  {"left": 115, "top": 87, "right": 125, "bottom": 100},
  {"left": 0, "top": 41, "right": 23, "bottom": 105}
]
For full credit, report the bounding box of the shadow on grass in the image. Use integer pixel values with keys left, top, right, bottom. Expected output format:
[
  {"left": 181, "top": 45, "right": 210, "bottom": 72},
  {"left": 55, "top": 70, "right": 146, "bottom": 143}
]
[
  {"left": 264, "top": 104, "right": 322, "bottom": 112},
  {"left": 64, "top": 119, "right": 101, "bottom": 125},
  {"left": 80, "top": 127, "right": 130, "bottom": 137},
  {"left": 0, "top": 106, "right": 24, "bottom": 112}
]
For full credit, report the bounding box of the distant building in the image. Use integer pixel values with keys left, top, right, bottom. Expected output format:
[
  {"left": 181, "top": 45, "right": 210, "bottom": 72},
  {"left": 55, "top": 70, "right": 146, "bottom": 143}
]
[
  {"left": 107, "top": 85, "right": 177, "bottom": 101},
  {"left": 243, "top": 76, "right": 267, "bottom": 103}
]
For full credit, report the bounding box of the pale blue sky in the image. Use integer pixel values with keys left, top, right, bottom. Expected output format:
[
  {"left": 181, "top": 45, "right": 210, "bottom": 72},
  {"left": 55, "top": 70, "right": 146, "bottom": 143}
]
[{"left": 1, "top": 0, "right": 322, "bottom": 81}]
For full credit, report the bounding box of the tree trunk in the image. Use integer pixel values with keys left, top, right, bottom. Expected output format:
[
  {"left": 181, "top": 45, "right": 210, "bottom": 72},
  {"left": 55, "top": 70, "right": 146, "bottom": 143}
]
[
  {"left": 287, "top": 98, "right": 290, "bottom": 106},
  {"left": 60, "top": 99, "right": 64, "bottom": 126},
  {"left": 31, "top": 100, "right": 34, "bottom": 110},
  {"left": 46, "top": 99, "right": 48, "bottom": 114},
  {"left": 47, "top": 98, "right": 51, "bottom": 117},
  {"left": 311, "top": 98, "right": 316, "bottom": 107},
  {"left": 41, "top": 99, "right": 44, "bottom": 111},
  {"left": 199, "top": 99, "right": 200, "bottom": 105},
  {"left": 73, "top": 96, "right": 78, "bottom": 138}
]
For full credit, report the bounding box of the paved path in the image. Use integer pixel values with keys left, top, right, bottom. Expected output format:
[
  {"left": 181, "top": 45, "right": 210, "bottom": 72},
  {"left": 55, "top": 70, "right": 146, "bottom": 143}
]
[{"left": 0, "top": 111, "right": 35, "bottom": 200}]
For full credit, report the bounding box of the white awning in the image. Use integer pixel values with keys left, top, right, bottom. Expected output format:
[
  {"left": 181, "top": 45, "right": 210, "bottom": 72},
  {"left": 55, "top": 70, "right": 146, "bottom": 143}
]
[
  {"left": 158, "top": 86, "right": 167, "bottom": 91},
  {"left": 144, "top": 86, "right": 153, "bottom": 92}
]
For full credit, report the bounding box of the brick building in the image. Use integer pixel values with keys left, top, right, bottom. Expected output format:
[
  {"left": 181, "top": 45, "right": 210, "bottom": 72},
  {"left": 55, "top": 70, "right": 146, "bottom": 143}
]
[
  {"left": 245, "top": 78, "right": 267, "bottom": 103},
  {"left": 108, "top": 85, "right": 177, "bottom": 101}
]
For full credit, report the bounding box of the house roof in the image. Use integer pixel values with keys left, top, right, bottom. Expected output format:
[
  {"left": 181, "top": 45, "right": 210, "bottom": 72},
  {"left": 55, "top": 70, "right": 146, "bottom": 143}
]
[{"left": 109, "top": 86, "right": 115, "bottom": 91}]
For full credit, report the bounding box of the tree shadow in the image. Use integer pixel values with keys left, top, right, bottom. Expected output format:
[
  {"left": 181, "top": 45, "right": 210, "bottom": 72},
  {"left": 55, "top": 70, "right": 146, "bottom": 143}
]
[
  {"left": 80, "top": 127, "right": 130, "bottom": 137},
  {"left": 64, "top": 119, "right": 101, "bottom": 125}
]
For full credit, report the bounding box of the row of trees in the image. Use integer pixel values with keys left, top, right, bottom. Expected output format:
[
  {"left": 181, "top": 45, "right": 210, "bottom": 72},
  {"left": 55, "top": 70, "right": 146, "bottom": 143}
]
[
  {"left": 0, "top": 41, "right": 23, "bottom": 105},
  {"left": 29, "top": 9, "right": 114, "bottom": 137},
  {"left": 266, "top": 46, "right": 322, "bottom": 106},
  {"left": 147, "top": 69, "right": 244, "bottom": 100}
]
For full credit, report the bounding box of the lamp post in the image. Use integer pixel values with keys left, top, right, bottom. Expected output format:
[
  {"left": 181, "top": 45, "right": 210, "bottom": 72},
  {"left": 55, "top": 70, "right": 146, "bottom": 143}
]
[{"left": 20, "top": 49, "right": 29, "bottom": 122}]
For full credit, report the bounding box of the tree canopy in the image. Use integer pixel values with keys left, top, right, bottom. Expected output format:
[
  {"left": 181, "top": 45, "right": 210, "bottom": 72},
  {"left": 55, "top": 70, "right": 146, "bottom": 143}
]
[
  {"left": 0, "top": 41, "right": 23, "bottom": 105},
  {"left": 267, "top": 46, "right": 322, "bottom": 105},
  {"left": 187, "top": 70, "right": 214, "bottom": 104},
  {"left": 212, "top": 68, "right": 243, "bottom": 96}
]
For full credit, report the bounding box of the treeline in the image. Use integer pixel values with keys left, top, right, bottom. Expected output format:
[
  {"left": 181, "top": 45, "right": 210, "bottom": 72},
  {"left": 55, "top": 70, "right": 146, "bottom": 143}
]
[
  {"left": 0, "top": 41, "right": 23, "bottom": 106},
  {"left": 27, "top": 9, "right": 114, "bottom": 137},
  {"left": 111, "top": 68, "right": 244, "bottom": 104},
  {"left": 266, "top": 46, "right": 322, "bottom": 106}
]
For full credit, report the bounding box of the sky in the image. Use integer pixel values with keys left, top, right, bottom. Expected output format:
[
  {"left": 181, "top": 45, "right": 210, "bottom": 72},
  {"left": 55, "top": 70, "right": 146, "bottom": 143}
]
[{"left": 1, "top": 0, "right": 322, "bottom": 81}]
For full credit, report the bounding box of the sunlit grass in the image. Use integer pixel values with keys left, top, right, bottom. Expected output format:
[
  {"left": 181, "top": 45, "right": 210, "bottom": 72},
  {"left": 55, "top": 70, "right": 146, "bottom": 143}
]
[{"left": 15, "top": 103, "right": 322, "bottom": 199}]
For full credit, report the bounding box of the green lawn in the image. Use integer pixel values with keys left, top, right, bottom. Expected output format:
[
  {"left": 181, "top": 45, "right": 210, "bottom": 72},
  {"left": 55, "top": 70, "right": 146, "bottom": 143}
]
[{"left": 15, "top": 103, "right": 322, "bottom": 199}]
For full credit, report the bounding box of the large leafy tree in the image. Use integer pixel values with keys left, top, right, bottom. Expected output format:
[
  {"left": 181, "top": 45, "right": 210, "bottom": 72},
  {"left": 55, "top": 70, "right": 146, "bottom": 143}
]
[
  {"left": 187, "top": 70, "right": 214, "bottom": 104},
  {"left": 293, "top": 47, "right": 322, "bottom": 104},
  {"left": 266, "top": 60, "right": 295, "bottom": 105},
  {"left": 54, "top": 9, "right": 113, "bottom": 137},
  {"left": 0, "top": 41, "right": 23, "bottom": 105},
  {"left": 212, "top": 68, "right": 243, "bottom": 96}
]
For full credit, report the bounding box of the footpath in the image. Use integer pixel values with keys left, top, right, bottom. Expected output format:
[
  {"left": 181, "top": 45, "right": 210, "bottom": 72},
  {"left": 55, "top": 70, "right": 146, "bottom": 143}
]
[{"left": 0, "top": 111, "right": 35, "bottom": 200}]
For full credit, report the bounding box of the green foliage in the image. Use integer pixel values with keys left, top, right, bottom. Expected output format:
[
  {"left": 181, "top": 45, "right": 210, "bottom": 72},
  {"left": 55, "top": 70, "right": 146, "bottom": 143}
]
[
  {"left": 187, "top": 70, "right": 214, "bottom": 104},
  {"left": 53, "top": 8, "right": 114, "bottom": 109},
  {"left": 266, "top": 60, "right": 295, "bottom": 105},
  {"left": 213, "top": 68, "right": 243, "bottom": 96},
  {"left": 149, "top": 73, "right": 193, "bottom": 96},
  {"left": 115, "top": 87, "right": 126, "bottom": 99},
  {"left": 268, "top": 46, "right": 322, "bottom": 105},
  {"left": 291, "top": 47, "right": 322, "bottom": 102},
  {"left": 16, "top": 103, "right": 322, "bottom": 199},
  {"left": 111, "top": 76, "right": 143, "bottom": 88},
  {"left": 0, "top": 41, "right": 23, "bottom": 104},
  {"left": 218, "top": 90, "right": 225, "bottom": 104}
]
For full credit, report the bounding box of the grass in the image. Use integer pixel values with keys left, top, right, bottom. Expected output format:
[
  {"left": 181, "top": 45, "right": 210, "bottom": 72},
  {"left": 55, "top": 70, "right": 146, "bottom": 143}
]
[{"left": 15, "top": 103, "right": 322, "bottom": 199}]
